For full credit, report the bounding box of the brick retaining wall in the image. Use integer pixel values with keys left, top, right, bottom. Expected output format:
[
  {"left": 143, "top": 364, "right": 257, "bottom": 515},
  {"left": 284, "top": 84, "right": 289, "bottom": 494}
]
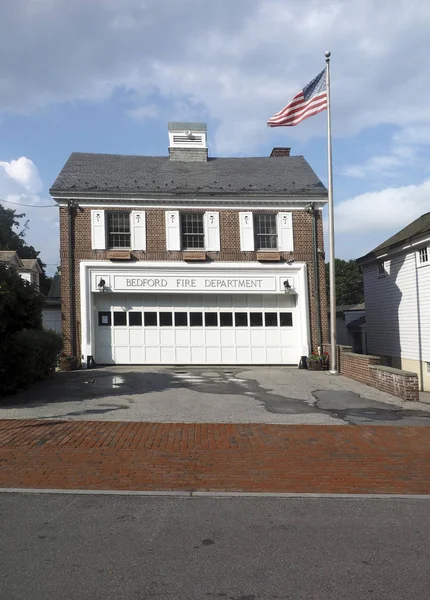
[{"left": 323, "top": 344, "right": 419, "bottom": 402}]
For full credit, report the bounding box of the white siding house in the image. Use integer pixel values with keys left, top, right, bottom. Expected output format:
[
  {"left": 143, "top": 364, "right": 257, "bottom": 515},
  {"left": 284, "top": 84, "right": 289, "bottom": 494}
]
[{"left": 358, "top": 213, "right": 430, "bottom": 391}]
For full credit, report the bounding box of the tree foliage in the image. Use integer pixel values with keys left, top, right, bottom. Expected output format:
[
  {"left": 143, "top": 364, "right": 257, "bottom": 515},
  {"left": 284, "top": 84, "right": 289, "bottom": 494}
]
[
  {"left": 325, "top": 259, "right": 364, "bottom": 306},
  {"left": 0, "top": 204, "right": 52, "bottom": 294},
  {"left": 0, "top": 263, "right": 44, "bottom": 336}
]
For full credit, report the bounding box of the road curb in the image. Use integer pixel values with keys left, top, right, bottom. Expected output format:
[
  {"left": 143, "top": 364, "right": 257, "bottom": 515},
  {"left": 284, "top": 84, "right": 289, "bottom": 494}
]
[{"left": 1, "top": 488, "right": 430, "bottom": 499}]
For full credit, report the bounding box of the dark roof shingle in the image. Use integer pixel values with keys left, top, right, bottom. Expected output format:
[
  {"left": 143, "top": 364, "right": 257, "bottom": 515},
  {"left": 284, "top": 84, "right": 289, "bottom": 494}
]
[
  {"left": 50, "top": 152, "right": 327, "bottom": 197},
  {"left": 357, "top": 212, "right": 430, "bottom": 263}
]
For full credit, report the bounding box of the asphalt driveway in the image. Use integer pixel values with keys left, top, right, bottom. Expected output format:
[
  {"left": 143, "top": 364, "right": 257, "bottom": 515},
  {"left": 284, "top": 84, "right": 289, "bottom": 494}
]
[{"left": 2, "top": 366, "right": 430, "bottom": 425}]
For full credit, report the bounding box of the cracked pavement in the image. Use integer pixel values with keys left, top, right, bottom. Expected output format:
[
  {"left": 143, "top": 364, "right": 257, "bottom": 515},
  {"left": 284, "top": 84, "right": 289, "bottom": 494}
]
[{"left": 1, "top": 366, "right": 430, "bottom": 425}]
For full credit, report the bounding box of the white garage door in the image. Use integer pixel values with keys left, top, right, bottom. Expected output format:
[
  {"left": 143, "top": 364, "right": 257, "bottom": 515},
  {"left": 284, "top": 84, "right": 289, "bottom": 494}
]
[{"left": 94, "top": 293, "right": 299, "bottom": 365}]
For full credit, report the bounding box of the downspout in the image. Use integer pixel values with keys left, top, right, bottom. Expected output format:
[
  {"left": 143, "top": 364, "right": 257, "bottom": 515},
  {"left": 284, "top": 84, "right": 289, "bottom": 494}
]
[
  {"left": 311, "top": 203, "right": 323, "bottom": 352},
  {"left": 67, "top": 200, "right": 76, "bottom": 358}
]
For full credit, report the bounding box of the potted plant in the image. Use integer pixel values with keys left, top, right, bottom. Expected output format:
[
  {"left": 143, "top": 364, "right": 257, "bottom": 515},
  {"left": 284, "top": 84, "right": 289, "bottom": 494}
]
[
  {"left": 307, "top": 352, "right": 329, "bottom": 371},
  {"left": 58, "top": 351, "right": 78, "bottom": 372}
]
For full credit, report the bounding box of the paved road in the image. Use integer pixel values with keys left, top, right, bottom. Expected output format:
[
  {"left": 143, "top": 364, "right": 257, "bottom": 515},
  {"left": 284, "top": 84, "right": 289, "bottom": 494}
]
[
  {"left": 1, "top": 493, "right": 429, "bottom": 600},
  {"left": 2, "top": 366, "right": 430, "bottom": 425}
]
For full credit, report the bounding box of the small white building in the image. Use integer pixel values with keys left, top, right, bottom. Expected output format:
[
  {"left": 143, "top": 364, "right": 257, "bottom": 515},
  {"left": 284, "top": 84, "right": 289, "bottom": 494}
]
[
  {"left": 0, "top": 251, "right": 42, "bottom": 290},
  {"left": 357, "top": 213, "right": 430, "bottom": 391}
]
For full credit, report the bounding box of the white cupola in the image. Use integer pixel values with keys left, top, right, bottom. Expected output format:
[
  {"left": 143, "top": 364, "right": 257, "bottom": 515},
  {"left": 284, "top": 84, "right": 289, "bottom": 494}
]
[{"left": 168, "top": 122, "right": 208, "bottom": 162}]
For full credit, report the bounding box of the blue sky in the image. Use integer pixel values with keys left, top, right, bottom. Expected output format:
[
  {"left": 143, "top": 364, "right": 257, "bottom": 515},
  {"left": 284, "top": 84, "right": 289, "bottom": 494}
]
[{"left": 1, "top": 0, "right": 430, "bottom": 275}]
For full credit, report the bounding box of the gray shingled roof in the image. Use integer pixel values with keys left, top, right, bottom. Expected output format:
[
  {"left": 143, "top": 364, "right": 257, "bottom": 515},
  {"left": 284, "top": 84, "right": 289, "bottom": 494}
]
[
  {"left": 50, "top": 153, "right": 327, "bottom": 197},
  {"left": 357, "top": 212, "right": 430, "bottom": 263},
  {"left": 20, "top": 258, "right": 38, "bottom": 269},
  {"left": 0, "top": 250, "right": 18, "bottom": 262}
]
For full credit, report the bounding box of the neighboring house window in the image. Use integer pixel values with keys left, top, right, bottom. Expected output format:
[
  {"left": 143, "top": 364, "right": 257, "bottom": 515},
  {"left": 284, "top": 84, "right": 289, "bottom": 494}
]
[
  {"left": 418, "top": 247, "right": 429, "bottom": 265},
  {"left": 107, "top": 212, "right": 131, "bottom": 249},
  {"left": 254, "top": 213, "right": 278, "bottom": 250},
  {"left": 378, "top": 262, "right": 387, "bottom": 277},
  {"left": 181, "top": 213, "right": 204, "bottom": 249}
]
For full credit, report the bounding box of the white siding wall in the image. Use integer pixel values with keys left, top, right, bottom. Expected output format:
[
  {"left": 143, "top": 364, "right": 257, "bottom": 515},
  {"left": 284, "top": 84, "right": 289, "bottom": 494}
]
[
  {"left": 43, "top": 308, "right": 62, "bottom": 333},
  {"left": 417, "top": 262, "right": 430, "bottom": 362},
  {"left": 363, "top": 251, "right": 427, "bottom": 361}
]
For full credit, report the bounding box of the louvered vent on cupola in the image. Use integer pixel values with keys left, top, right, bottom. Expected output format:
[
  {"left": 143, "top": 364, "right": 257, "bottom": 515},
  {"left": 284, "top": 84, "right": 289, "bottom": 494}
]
[{"left": 168, "top": 122, "right": 208, "bottom": 162}]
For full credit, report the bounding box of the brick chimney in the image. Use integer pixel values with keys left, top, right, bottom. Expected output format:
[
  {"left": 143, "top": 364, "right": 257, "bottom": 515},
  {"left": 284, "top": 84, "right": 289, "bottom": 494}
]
[
  {"left": 168, "top": 122, "right": 208, "bottom": 162},
  {"left": 270, "top": 147, "right": 291, "bottom": 157}
]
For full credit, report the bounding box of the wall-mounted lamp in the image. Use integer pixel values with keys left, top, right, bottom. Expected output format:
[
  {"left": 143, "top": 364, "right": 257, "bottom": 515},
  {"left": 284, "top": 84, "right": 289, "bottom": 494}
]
[
  {"left": 283, "top": 280, "right": 296, "bottom": 295},
  {"left": 98, "top": 278, "right": 106, "bottom": 292}
]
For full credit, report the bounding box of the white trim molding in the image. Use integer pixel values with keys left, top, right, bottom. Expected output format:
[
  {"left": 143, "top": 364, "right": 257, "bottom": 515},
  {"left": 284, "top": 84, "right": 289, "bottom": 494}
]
[{"left": 79, "top": 261, "right": 310, "bottom": 365}]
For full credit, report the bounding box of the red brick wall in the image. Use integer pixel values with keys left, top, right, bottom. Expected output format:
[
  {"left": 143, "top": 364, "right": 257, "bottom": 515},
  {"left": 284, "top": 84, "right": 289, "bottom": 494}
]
[
  {"left": 323, "top": 345, "right": 419, "bottom": 402},
  {"left": 59, "top": 206, "right": 328, "bottom": 360}
]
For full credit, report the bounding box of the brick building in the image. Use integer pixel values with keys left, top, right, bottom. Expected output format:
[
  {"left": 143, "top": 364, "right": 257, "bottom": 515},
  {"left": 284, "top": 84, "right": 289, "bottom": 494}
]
[{"left": 50, "top": 122, "right": 328, "bottom": 366}]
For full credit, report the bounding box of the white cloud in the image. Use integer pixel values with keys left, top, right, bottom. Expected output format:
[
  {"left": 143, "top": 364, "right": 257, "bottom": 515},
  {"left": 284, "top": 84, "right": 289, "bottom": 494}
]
[
  {"left": 335, "top": 179, "right": 430, "bottom": 234},
  {"left": 1, "top": 1, "right": 430, "bottom": 153},
  {"left": 0, "top": 157, "right": 59, "bottom": 273},
  {"left": 0, "top": 157, "right": 43, "bottom": 193}
]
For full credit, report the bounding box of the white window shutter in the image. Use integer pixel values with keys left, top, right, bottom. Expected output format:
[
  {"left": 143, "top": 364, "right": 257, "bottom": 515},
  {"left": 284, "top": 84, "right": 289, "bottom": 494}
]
[
  {"left": 277, "top": 212, "right": 294, "bottom": 252},
  {"left": 204, "top": 211, "right": 220, "bottom": 251},
  {"left": 239, "top": 212, "right": 254, "bottom": 251},
  {"left": 91, "top": 210, "right": 106, "bottom": 250},
  {"left": 130, "top": 211, "right": 146, "bottom": 250},
  {"left": 165, "top": 210, "right": 181, "bottom": 251}
]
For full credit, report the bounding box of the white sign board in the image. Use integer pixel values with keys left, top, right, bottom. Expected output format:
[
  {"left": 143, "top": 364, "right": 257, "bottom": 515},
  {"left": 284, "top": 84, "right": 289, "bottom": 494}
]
[{"left": 112, "top": 275, "right": 278, "bottom": 293}]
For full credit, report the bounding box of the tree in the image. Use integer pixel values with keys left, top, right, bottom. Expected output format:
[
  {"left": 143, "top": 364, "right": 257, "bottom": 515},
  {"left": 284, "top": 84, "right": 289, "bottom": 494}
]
[
  {"left": 0, "top": 263, "right": 44, "bottom": 337},
  {"left": 0, "top": 204, "right": 52, "bottom": 295},
  {"left": 325, "top": 259, "right": 364, "bottom": 306}
]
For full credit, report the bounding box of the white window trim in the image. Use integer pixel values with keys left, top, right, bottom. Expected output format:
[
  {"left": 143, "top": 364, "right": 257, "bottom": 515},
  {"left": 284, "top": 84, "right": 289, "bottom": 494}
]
[
  {"left": 377, "top": 261, "right": 387, "bottom": 278},
  {"left": 417, "top": 246, "right": 429, "bottom": 268},
  {"left": 106, "top": 211, "right": 132, "bottom": 250}
]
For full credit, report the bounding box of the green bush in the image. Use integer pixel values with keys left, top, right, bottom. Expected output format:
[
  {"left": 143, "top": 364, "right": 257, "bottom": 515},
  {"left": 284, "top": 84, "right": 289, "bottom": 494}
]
[
  {"left": 0, "top": 329, "right": 63, "bottom": 397},
  {"left": 0, "top": 263, "right": 44, "bottom": 336}
]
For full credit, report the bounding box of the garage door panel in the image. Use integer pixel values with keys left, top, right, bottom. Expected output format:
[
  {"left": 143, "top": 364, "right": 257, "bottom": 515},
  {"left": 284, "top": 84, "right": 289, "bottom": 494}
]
[
  {"left": 251, "top": 347, "right": 266, "bottom": 363},
  {"left": 130, "top": 329, "right": 143, "bottom": 344},
  {"left": 236, "top": 347, "right": 251, "bottom": 363},
  {"left": 235, "top": 330, "right": 250, "bottom": 345},
  {"left": 205, "top": 330, "right": 221, "bottom": 345},
  {"left": 221, "top": 347, "right": 236, "bottom": 362},
  {"left": 206, "top": 348, "right": 221, "bottom": 363},
  {"left": 145, "top": 347, "right": 160, "bottom": 362},
  {"left": 280, "top": 329, "right": 294, "bottom": 344},
  {"left": 160, "top": 329, "right": 174, "bottom": 345},
  {"left": 220, "top": 330, "right": 235, "bottom": 346},
  {"left": 130, "top": 346, "right": 144, "bottom": 363},
  {"left": 250, "top": 330, "right": 265, "bottom": 345},
  {"left": 113, "top": 329, "right": 129, "bottom": 345},
  {"left": 267, "top": 347, "right": 282, "bottom": 363},
  {"left": 266, "top": 330, "right": 281, "bottom": 346},
  {"left": 191, "top": 347, "right": 204, "bottom": 362},
  {"left": 190, "top": 330, "right": 205, "bottom": 345},
  {"left": 161, "top": 347, "right": 175, "bottom": 363},
  {"left": 114, "top": 347, "right": 130, "bottom": 363},
  {"left": 176, "top": 347, "right": 191, "bottom": 362},
  {"left": 145, "top": 329, "right": 160, "bottom": 345},
  {"left": 175, "top": 329, "right": 190, "bottom": 345}
]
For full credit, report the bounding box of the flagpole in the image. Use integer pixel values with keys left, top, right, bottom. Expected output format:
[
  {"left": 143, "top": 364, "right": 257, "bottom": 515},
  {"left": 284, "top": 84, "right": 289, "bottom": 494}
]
[{"left": 325, "top": 50, "right": 338, "bottom": 374}]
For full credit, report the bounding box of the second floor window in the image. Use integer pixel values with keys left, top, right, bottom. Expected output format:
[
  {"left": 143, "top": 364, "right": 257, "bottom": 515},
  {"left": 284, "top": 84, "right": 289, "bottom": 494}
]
[
  {"left": 255, "top": 213, "right": 278, "bottom": 250},
  {"left": 107, "top": 212, "right": 131, "bottom": 249},
  {"left": 181, "top": 213, "right": 204, "bottom": 249}
]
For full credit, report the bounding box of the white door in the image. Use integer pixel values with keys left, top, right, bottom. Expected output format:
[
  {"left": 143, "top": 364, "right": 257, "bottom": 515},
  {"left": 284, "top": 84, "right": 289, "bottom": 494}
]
[{"left": 94, "top": 293, "right": 299, "bottom": 365}]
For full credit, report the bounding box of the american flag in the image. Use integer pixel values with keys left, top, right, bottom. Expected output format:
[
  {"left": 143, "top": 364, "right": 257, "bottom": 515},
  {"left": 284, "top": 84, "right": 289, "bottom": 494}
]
[{"left": 267, "top": 69, "right": 327, "bottom": 127}]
